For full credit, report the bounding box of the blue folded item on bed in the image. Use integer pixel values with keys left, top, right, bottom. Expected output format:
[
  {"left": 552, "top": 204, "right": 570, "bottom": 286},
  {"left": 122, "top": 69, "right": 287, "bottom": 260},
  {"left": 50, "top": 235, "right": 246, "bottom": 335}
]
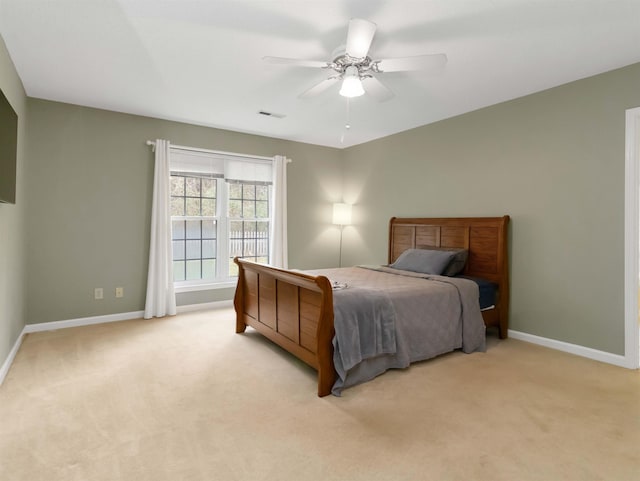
[{"left": 455, "top": 275, "right": 497, "bottom": 309}]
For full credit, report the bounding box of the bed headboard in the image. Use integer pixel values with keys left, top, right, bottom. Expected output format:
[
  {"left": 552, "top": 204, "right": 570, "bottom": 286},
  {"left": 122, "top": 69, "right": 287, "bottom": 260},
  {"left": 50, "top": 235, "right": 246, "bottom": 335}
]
[
  {"left": 388, "top": 216, "right": 509, "bottom": 282},
  {"left": 388, "top": 216, "right": 510, "bottom": 336}
]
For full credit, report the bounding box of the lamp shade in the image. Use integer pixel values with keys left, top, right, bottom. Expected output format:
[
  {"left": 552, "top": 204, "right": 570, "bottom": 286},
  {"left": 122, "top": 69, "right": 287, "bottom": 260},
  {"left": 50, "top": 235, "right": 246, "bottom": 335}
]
[
  {"left": 332, "top": 203, "right": 352, "bottom": 226},
  {"left": 339, "top": 66, "right": 364, "bottom": 98}
]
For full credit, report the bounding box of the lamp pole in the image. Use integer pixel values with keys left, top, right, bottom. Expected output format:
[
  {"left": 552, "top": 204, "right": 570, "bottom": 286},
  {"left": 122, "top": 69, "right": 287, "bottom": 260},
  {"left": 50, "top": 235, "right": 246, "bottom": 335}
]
[
  {"left": 338, "top": 224, "right": 344, "bottom": 267},
  {"left": 332, "top": 203, "right": 352, "bottom": 268}
]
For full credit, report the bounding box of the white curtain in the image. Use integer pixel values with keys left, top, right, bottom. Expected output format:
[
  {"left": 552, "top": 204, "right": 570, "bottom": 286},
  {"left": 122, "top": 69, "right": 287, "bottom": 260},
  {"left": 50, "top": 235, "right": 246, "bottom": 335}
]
[
  {"left": 269, "top": 155, "right": 288, "bottom": 268},
  {"left": 144, "top": 139, "right": 177, "bottom": 319}
]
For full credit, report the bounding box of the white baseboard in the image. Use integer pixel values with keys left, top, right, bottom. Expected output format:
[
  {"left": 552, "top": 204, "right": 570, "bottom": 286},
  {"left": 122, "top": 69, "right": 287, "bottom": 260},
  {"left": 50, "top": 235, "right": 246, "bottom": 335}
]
[
  {"left": 508, "top": 329, "right": 633, "bottom": 369},
  {"left": 0, "top": 300, "right": 233, "bottom": 386},
  {"left": 177, "top": 300, "right": 233, "bottom": 313},
  {"left": 23, "top": 310, "right": 146, "bottom": 333},
  {"left": 0, "top": 327, "right": 26, "bottom": 386}
]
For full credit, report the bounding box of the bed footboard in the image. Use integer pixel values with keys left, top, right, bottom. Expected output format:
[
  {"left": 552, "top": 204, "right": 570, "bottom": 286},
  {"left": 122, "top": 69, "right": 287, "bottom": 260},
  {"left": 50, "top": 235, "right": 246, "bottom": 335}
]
[{"left": 233, "top": 258, "right": 337, "bottom": 397}]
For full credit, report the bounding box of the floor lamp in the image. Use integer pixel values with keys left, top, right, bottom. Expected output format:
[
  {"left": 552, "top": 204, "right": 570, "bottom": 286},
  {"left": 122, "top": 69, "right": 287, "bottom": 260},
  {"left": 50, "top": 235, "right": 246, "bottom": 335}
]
[{"left": 332, "top": 203, "right": 352, "bottom": 267}]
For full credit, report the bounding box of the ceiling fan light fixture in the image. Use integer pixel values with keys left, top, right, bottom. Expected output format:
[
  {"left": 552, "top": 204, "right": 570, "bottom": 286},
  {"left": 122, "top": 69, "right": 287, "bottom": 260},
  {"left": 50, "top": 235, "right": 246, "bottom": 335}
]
[{"left": 339, "top": 66, "right": 364, "bottom": 98}]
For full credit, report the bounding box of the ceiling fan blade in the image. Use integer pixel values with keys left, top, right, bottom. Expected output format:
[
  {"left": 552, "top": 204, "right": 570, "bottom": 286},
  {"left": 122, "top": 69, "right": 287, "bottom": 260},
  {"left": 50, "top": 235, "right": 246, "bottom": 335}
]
[
  {"left": 361, "top": 76, "right": 394, "bottom": 102},
  {"left": 345, "top": 18, "right": 377, "bottom": 59},
  {"left": 263, "top": 56, "right": 329, "bottom": 69},
  {"left": 376, "top": 53, "right": 447, "bottom": 73},
  {"left": 299, "top": 76, "right": 340, "bottom": 98}
]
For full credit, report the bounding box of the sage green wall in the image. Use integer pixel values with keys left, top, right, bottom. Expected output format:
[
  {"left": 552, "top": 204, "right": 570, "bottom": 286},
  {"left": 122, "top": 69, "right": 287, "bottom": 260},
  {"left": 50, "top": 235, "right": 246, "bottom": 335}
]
[
  {"left": 25, "top": 100, "right": 342, "bottom": 324},
  {"left": 16, "top": 51, "right": 640, "bottom": 358},
  {"left": 0, "top": 35, "right": 27, "bottom": 366},
  {"left": 342, "top": 62, "right": 640, "bottom": 356}
]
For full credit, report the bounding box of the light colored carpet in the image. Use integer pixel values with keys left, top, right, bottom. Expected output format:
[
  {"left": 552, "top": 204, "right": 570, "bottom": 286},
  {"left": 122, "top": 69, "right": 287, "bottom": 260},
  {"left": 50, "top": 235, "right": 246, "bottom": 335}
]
[{"left": 1, "top": 307, "right": 638, "bottom": 481}]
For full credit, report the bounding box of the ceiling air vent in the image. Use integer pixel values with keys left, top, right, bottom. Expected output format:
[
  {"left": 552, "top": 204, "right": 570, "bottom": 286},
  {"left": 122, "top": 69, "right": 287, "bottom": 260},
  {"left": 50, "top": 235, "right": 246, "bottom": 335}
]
[{"left": 258, "top": 110, "right": 286, "bottom": 119}]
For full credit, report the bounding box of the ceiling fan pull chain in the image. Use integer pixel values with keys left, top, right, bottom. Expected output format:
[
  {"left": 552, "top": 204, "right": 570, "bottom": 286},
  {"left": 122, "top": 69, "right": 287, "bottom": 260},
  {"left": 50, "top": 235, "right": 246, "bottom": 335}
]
[
  {"left": 345, "top": 97, "right": 351, "bottom": 130},
  {"left": 340, "top": 98, "right": 352, "bottom": 144}
]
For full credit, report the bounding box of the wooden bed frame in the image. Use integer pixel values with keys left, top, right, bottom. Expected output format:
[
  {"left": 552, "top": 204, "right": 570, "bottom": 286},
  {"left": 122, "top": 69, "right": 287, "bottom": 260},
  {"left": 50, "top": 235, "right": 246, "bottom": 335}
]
[{"left": 234, "top": 216, "right": 510, "bottom": 397}]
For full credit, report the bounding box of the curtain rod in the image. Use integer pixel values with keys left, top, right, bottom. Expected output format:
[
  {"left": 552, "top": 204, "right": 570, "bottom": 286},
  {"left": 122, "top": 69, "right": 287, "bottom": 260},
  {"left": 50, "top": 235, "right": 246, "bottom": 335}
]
[{"left": 145, "top": 140, "right": 291, "bottom": 163}]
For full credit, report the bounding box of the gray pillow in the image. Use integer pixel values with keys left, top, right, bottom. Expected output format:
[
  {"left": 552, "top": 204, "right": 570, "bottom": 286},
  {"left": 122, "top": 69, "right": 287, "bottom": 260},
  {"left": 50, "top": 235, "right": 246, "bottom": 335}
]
[
  {"left": 390, "top": 248, "right": 456, "bottom": 275},
  {"left": 431, "top": 248, "right": 468, "bottom": 276}
]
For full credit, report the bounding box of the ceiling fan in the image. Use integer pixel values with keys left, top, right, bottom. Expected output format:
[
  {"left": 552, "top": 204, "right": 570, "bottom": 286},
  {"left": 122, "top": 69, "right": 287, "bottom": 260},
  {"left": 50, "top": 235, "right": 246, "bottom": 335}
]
[{"left": 263, "top": 18, "right": 447, "bottom": 102}]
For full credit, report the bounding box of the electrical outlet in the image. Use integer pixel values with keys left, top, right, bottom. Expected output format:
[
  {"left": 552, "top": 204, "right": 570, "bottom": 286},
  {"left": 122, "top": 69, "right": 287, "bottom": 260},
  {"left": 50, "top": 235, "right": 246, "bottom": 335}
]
[
  {"left": 94, "top": 288, "right": 103, "bottom": 300},
  {"left": 115, "top": 287, "right": 124, "bottom": 298}
]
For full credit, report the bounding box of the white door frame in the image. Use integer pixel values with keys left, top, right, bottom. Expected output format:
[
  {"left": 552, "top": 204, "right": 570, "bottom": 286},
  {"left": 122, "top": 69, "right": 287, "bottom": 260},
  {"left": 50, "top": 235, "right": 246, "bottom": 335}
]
[{"left": 624, "top": 106, "right": 640, "bottom": 369}]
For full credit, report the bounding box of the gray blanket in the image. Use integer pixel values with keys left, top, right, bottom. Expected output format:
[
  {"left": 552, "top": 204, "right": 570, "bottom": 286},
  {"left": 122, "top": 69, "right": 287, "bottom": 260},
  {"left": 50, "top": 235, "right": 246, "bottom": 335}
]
[
  {"left": 366, "top": 265, "right": 487, "bottom": 355},
  {"left": 332, "top": 286, "right": 397, "bottom": 373},
  {"left": 309, "top": 266, "right": 486, "bottom": 396}
]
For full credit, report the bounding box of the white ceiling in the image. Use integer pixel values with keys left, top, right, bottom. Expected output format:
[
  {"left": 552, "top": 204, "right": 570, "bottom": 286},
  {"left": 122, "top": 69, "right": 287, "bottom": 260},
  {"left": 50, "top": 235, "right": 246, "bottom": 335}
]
[{"left": 1, "top": 0, "right": 639, "bottom": 148}]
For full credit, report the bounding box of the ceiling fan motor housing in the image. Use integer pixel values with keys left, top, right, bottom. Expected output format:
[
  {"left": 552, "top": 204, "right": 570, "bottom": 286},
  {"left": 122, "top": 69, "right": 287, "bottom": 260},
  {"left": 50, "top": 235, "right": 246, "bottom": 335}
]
[{"left": 329, "top": 53, "right": 378, "bottom": 78}]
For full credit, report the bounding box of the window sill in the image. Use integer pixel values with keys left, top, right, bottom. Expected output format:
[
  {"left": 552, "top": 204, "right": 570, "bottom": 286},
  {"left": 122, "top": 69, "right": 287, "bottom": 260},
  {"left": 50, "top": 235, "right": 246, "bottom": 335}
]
[{"left": 174, "top": 280, "right": 237, "bottom": 294}]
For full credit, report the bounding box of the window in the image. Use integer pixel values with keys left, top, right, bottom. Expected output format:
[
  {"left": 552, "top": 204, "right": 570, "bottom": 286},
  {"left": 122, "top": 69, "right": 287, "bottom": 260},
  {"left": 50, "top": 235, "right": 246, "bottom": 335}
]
[
  {"left": 169, "top": 149, "right": 273, "bottom": 289},
  {"left": 228, "top": 183, "right": 270, "bottom": 276},
  {"left": 170, "top": 174, "right": 217, "bottom": 282}
]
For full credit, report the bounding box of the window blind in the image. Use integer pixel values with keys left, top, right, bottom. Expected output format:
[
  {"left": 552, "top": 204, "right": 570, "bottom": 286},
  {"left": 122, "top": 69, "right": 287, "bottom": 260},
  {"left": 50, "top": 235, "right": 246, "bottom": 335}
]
[
  {"left": 225, "top": 158, "right": 272, "bottom": 185},
  {"left": 170, "top": 148, "right": 272, "bottom": 184},
  {"left": 170, "top": 149, "right": 225, "bottom": 176}
]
